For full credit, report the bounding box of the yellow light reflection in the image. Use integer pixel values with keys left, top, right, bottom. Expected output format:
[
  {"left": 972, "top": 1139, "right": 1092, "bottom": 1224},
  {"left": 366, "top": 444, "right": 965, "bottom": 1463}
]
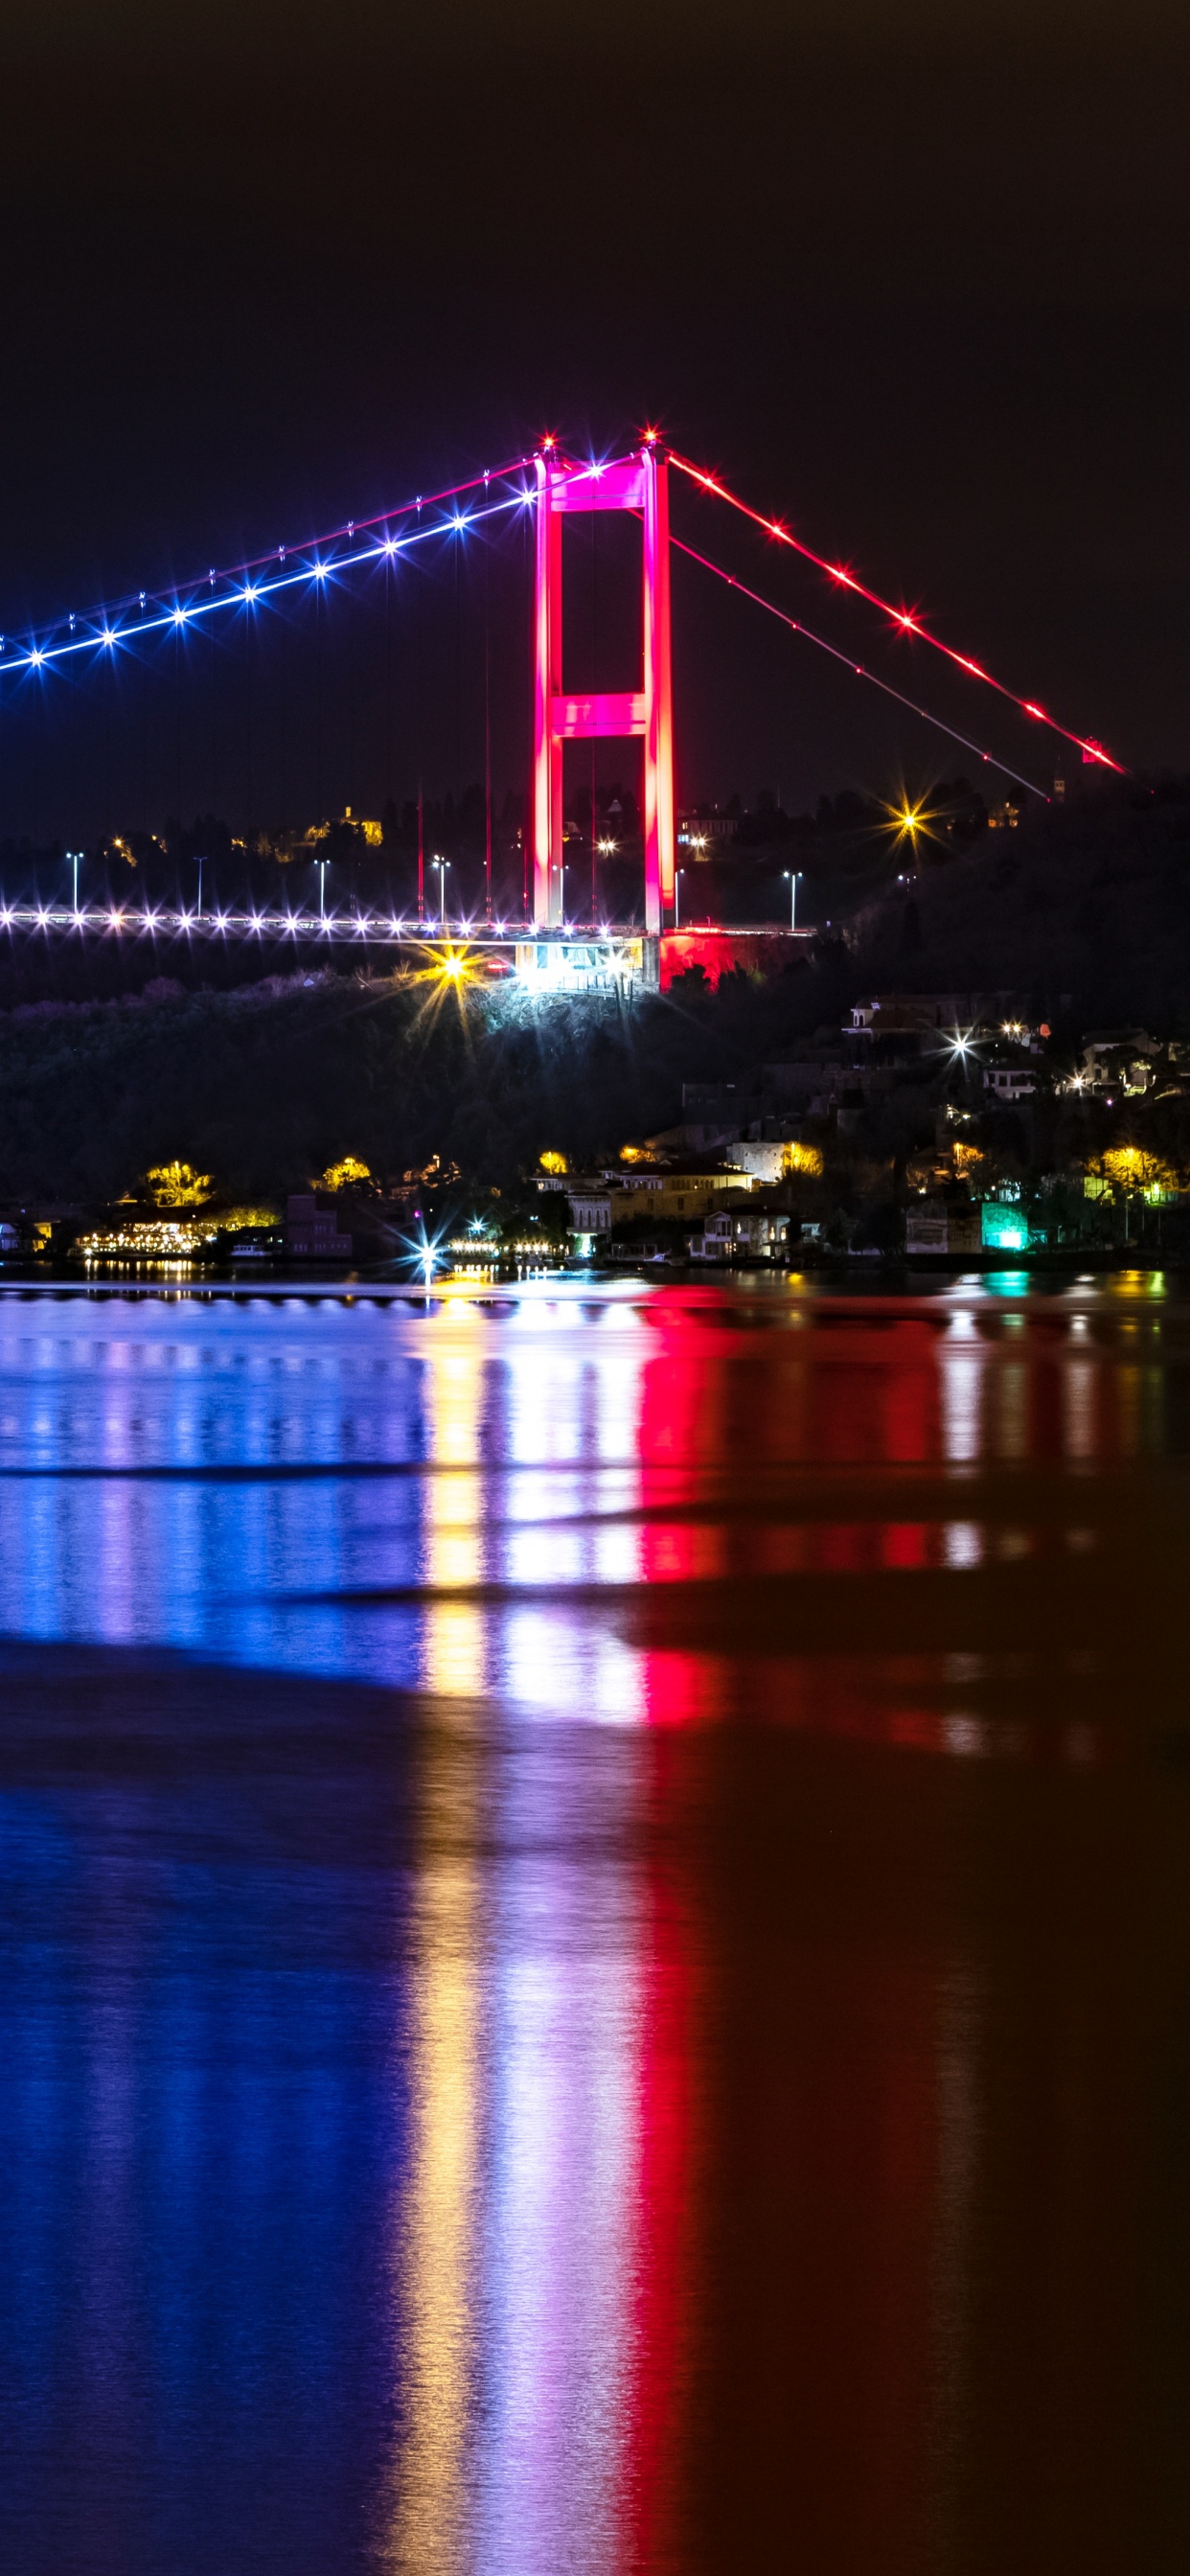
[
  {"left": 423, "top": 1318, "right": 488, "bottom": 1701},
  {"left": 387, "top": 1315, "right": 489, "bottom": 2569},
  {"left": 385, "top": 1827, "right": 480, "bottom": 2574}
]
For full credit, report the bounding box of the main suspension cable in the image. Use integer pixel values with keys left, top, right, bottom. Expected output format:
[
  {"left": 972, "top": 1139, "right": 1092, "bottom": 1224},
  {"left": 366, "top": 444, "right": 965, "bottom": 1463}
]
[
  {"left": 668, "top": 448, "right": 1123, "bottom": 775},
  {"left": 671, "top": 533, "right": 1050, "bottom": 802},
  {"left": 0, "top": 463, "right": 538, "bottom": 683}
]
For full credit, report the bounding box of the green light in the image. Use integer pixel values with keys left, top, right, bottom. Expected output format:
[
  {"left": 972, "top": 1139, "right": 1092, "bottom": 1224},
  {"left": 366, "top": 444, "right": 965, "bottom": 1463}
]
[{"left": 981, "top": 1203, "right": 1029, "bottom": 1252}]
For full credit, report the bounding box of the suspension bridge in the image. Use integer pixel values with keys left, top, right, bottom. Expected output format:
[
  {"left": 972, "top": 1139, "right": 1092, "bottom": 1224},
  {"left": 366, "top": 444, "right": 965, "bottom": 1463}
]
[{"left": 0, "top": 426, "right": 1120, "bottom": 980}]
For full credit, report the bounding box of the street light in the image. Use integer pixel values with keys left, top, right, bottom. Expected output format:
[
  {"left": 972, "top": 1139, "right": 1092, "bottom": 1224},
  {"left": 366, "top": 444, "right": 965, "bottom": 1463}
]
[
  {"left": 66, "top": 849, "right": 82, "bottom": 914},
  {"left": 782, "top": 869, "right": 802, "bottom": 932},
  {"left": 195, "top": 853, "right": 206, "bottom": 919},
  {"left": 432, "top": 856, "right": 449, "bottom": 928},
  {"left": 316, "top": 858, "right": 329, "bottom": 919},
  {"left": 675, "top": 867, "right": 685, "bottom": 929}
]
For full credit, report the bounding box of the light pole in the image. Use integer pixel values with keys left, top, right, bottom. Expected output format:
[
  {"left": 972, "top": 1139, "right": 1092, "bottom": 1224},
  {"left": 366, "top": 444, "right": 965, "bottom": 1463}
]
[
  {"left": 783, "top": 869, "right": 802, "bottom": 932},
  {"left": 195, "top": 854, "right": 206, "bottom": 919},
  {"left": 675, "top": 867, "right": 684, "bottom": 929},
  {"left": 66, "top": 849, "right": 82, "bottom": 914},
  {"left": 432, "top": 856, "right": 449, "bottom": 928},
  {"left": 316, "top": 859, "right": 329, "bottom": 920}
]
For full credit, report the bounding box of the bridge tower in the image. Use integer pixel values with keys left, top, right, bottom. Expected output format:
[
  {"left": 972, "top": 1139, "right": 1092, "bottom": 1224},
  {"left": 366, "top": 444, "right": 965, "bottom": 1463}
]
[{"left": 533, "top": 444, "right": 675, "bottom": 935}]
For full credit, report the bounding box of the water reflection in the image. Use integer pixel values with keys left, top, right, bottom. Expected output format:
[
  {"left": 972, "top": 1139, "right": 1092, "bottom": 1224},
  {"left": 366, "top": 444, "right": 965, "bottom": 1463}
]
[{"left": 0, "top": 1281, "right": 1188, "bottom": 2570}]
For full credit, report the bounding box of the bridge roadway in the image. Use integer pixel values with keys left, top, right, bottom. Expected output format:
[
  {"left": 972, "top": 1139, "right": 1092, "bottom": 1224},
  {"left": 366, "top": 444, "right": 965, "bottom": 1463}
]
[
  {"left": 0, "top": 908, "right": 802, "bottom": 993},
  {"left": 0, "top": 904, "right": 530, "bottom": 948},
  {"left": 0, "top": 905, "right": 662, "bottom": 990}
]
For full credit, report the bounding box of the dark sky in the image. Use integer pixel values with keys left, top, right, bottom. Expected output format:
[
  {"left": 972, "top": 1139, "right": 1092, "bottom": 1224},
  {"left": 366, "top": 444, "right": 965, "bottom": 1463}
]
[{"left": 0, "top": 0, "right": 1188, "bottom": 833}]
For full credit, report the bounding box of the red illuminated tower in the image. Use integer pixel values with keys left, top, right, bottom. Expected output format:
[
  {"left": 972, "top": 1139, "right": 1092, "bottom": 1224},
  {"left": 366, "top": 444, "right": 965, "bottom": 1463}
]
[{"left": 533, "top": 445, "right": 675, "bottom": 936}]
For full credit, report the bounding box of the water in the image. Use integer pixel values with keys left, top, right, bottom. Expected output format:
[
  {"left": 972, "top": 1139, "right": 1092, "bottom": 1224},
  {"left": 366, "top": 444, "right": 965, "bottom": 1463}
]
[{"left": 1, "top": 1271, "right": 1189, "bottom": 2572}]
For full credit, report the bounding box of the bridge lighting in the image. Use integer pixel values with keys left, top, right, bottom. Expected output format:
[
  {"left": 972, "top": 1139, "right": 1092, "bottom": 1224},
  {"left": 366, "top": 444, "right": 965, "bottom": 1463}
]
[
  {"left": 101, "top": 629, "right": 117, "bottom": 648},
  {"left": 30, "top": 648, "right": 43, "bottom": 668},
  {"left": 451, "top": 514, "right": 468, "bottom": 533},
  {"left": 312, "top": 563, "right": 327, "bottom": 582},
  {"left": 172, "top": 608, "right": 188, "bottom": 626},
  {"left": 242, "top": 586, "right": 258, "bottom": 603}
]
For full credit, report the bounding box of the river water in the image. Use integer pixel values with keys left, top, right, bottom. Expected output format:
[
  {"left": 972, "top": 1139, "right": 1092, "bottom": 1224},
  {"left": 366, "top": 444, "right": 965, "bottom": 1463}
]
[{"left": 0, "top": 1271, "right": 1188, "bottom": 2573}]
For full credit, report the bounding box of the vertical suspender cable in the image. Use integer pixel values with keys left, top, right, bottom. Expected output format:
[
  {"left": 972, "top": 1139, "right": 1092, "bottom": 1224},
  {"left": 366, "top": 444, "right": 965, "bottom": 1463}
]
[
  {"left": 521, "top": 492, "right": 530, "bottom": 921},
  {"left": 590, "top": 508, "right": 597, "bottom": 927},
  {"left": 416, "top": 504, "right": 424, "bottom": 923},
  {"left": 484, "top": 536, "right": 492, "bottom": 922}
]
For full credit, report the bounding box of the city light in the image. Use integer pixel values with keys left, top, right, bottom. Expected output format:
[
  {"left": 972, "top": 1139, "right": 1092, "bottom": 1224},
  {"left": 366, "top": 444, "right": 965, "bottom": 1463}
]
[
  {"left": 397, "top": 1218, "right": 448, "bottom": 1282},
  {"left": 418, "top": 941, "right": 482, "bottom": 1000}
]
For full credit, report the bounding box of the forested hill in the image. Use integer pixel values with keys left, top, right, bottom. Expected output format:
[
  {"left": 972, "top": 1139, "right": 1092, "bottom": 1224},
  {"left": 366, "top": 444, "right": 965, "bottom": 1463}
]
[
  {"left": 0, "top": 965, "right": 848, "bottom": 1204},
  {"left": 0, "top": 781, "right": 1188, "bottom": 1203},
  {"left": 844, "top": 777, "right": 1190, "bottom": 1026}
]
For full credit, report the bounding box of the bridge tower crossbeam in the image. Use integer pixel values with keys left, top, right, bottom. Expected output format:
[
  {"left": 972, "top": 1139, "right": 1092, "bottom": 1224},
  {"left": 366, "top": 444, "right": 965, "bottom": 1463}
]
[{"left": 533, "top": 447, "right": 675, "bottom": 935}]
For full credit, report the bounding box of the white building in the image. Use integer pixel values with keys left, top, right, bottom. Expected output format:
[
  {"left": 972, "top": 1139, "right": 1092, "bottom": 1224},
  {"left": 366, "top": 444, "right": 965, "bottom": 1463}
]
[
  {"left": 983, "top": 1066, "right": 1036, "bottom": 1101},
  {"left": 692, "top": 1209, "right": 790, "bottom": 1261},
  {"left": 567, "top": 1191, "right": 612, "bottom": 1236}
]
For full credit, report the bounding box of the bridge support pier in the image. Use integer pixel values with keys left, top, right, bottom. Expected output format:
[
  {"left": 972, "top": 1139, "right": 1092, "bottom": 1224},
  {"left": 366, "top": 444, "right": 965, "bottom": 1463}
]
[{"left": 533, "top": 445, "right": 675, "bottom": 935}]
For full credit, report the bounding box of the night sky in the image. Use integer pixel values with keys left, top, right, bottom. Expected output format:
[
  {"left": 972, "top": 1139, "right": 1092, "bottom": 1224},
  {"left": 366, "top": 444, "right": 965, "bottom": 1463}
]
[{"left": 0, "top": 0, "right": 1188, "bottom": 833}]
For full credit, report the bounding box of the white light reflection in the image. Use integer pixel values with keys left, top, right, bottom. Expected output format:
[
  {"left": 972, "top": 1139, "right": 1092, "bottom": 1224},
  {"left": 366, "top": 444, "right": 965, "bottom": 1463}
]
[{"left": 940, "top": 1310, "right": 983, "bottom": 1463}]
